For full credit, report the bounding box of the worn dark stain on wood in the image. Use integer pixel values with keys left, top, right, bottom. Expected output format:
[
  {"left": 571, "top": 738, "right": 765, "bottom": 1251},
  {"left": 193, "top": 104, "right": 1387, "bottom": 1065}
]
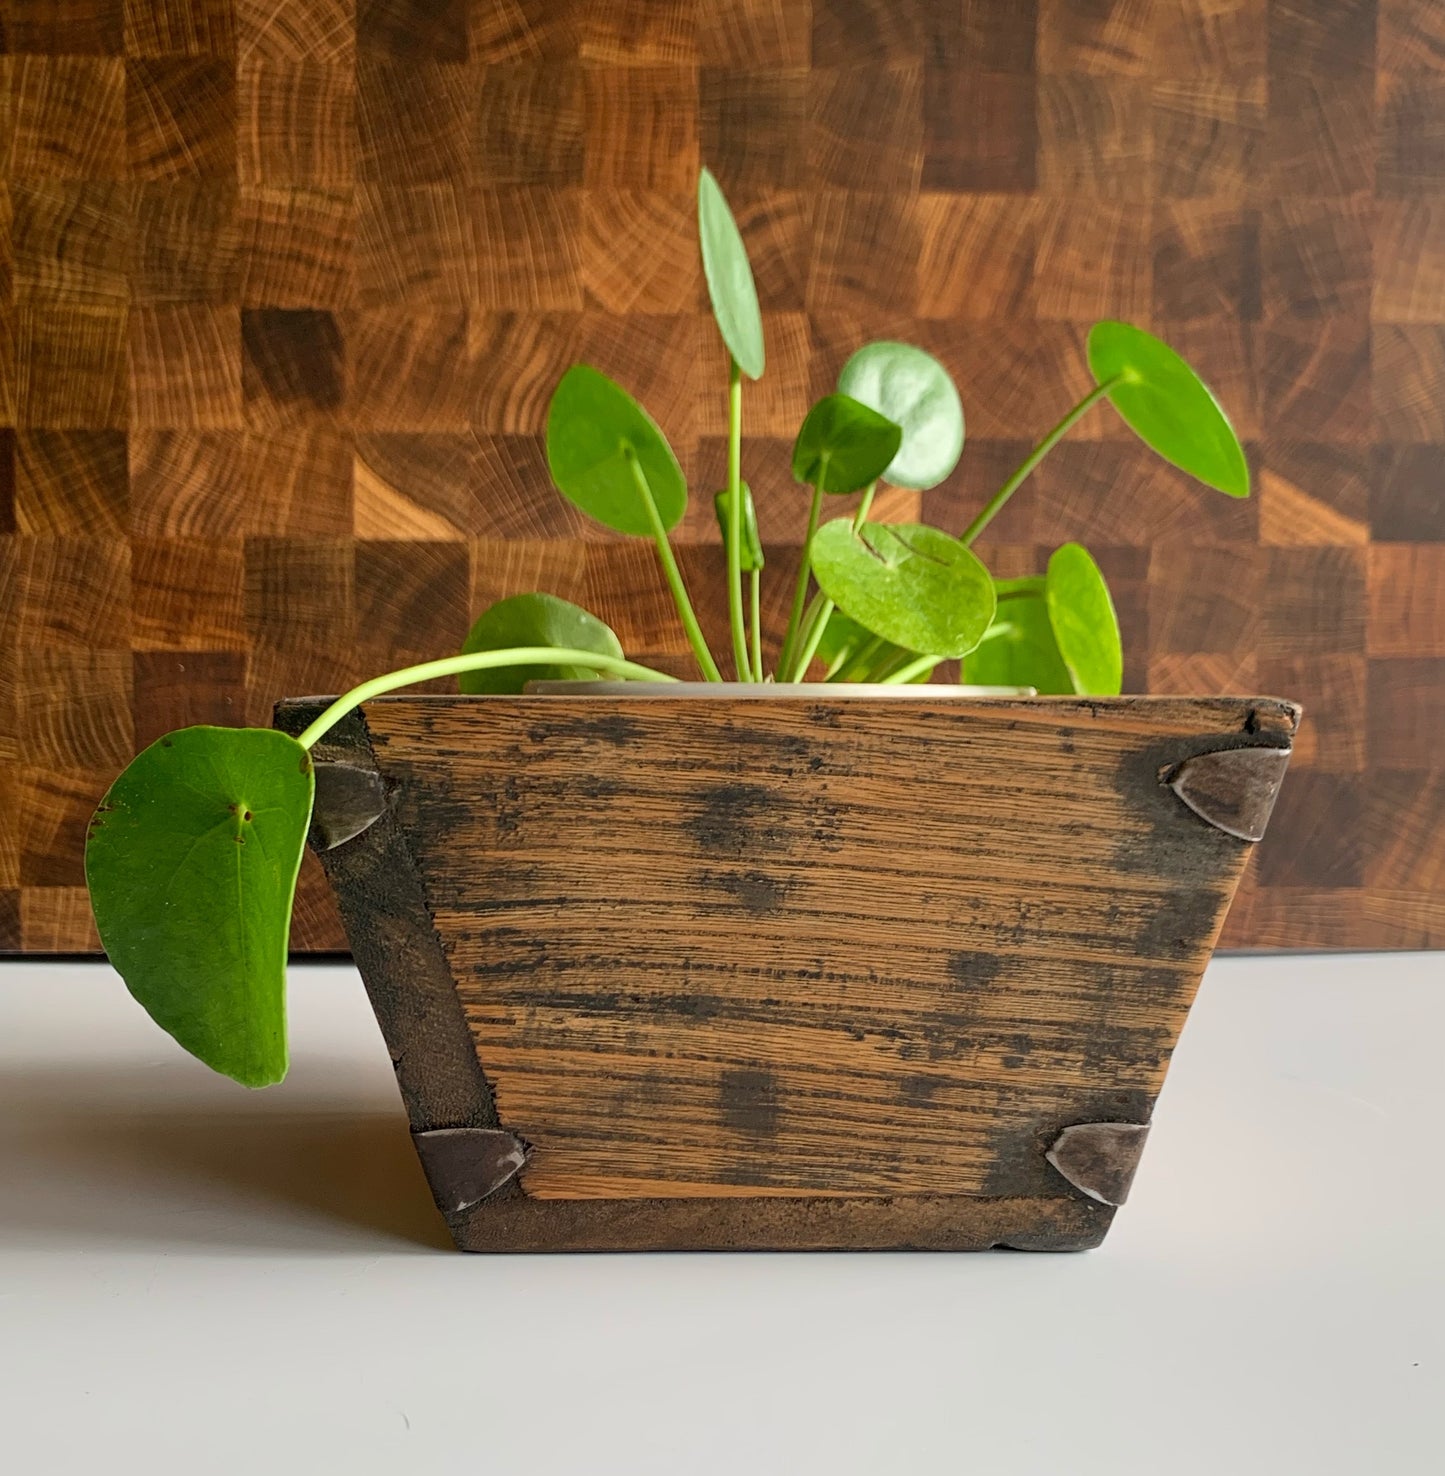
[
  {"left": 3, "top": 1, "right": 1444, "bottom": 953},
  {"left": 281, "top": 692, "right": 1294, "bottom": 1251}
]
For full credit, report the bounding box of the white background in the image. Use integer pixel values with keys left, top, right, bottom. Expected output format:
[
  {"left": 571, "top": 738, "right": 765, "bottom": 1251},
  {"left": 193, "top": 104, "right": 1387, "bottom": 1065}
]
[{"left": 1, "top": 953, "right": 1440, "bottom": 1475}]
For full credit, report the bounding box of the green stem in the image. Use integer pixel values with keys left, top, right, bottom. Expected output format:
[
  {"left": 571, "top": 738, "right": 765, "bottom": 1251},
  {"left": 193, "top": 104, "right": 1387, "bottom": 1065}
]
[
  {"left": 880, "top": 654, "right": 940, "bottom": 685},
  {"left": 788, "top": 614, "right": 831, "bottom": 683},
  {"left": 777, "top": 479, "right": 824, "bottom": 679},
  {"left": 628, "top": 452, "right": 723, "bottom": 682},
  {"left": 725, "top": 359, "right": 749, "bottom": 681},
  {"left": 788, "top": 591, "right": 827, "bottom": 680},
  {"left": 787, "top": 481, "right": 878, "bottom": 682},
  {"left": 749, "top": 568, "right": 763, "bottom": 682},
  {"left": 960, "top": 378, "right": 1120, "bottom": 546},
  {"left": 828, "top": 635, "right": 886, "bottom": 684},
  {"left": 797, "top": 590, "right": 827, "bottom": 643},
  {"left": 872, "top": 648, "right": 918, "bottom": 682},
  {"left": 295, "top": 648, "right": 677, "bottom": 750}
]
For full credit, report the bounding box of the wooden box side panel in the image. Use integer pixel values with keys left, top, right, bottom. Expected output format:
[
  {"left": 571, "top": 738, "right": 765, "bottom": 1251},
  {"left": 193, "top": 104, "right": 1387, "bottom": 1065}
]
[{"left": 357, "top": 695, "right": 1291, "bottom": 1204}]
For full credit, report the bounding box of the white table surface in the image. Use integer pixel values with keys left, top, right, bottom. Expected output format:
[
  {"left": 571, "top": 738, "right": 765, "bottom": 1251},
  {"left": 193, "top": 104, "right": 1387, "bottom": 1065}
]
[{"left": 1, "top": 953, "right": 1440, "bottom": 1475}]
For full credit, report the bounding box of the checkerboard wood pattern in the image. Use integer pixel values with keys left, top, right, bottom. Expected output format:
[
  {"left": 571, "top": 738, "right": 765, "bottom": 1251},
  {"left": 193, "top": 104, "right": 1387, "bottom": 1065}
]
[{"left": 1, "top": 0, "right": 1442, "bottom": 954}]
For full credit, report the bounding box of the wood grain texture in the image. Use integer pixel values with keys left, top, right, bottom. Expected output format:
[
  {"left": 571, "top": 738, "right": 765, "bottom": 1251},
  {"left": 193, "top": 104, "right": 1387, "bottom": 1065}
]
[
  {"left": 2, "top": 0, "right": 1442, "bottom": 952},
  {"left": 379, "top": 694, "right": 1284, "bottom": 1201},
  {"left": 281, "top": 692, "right": 1293, "bottom": 1249}
]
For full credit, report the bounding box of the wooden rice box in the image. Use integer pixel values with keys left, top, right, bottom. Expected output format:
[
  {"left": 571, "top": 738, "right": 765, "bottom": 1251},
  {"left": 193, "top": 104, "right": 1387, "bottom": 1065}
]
[{"left": 275, "top": 691, "right": 1300, "bottom": 1253}]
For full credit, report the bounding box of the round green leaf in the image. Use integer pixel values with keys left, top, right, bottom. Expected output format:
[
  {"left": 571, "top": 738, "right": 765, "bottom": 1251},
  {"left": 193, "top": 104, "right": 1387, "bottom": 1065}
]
[
  {"left": 85, "top": 726, "right": 315, "bottom": 1088},
  {"left": 546, "top": 364, "right": 687, "bottom": 537},
  {"left": 698, "top": 167, "right": 765, "bottom": 379},
  {"left": 1045, "top": 542, "right": 1123, "bottom": 696},
  {"left": 836, "top": 342, "right": 964, "bottom": 490},
  {"left": 713, "top": 481, "right": 764, "bottom": 571},
  {"left": 963, "top": 594, "right": 1073, "bottom": 694},
  {"left": 810, "top": 520, "right": 996, "bottom": 658},
  {"left": 791, "top": 393, "right": 903, "bottom": 494},
  {"left": 1088, "top": 320, "right": 1250, "bottom": 497},
  {"left": 459, "top": 593, "right": 626, "bottom": 695}
]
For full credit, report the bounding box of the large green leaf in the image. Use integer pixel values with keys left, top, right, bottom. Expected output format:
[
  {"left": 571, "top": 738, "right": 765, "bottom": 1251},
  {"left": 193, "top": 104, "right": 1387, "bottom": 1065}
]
[
  {"left": 713, "top": 481, "right": 764, "bottom": 571},
  {"left": 459, "top": 593, "right": 626, "bottom": 694},
  {"left": 963, "top": 592, "right": 1073, "bottom": 694},
  {"left": 1046, "top": 542, "right": 1123, "bottom": 696},
  {"left": 810, "top": 520, "right": 995, "bottom": 658},
  {"left": 836, "top": 342, "right": 964, "bottom": 490},
  {"left": 791, "top": 394, "right": 903, "bottom": 494},
  {"left": 545, "top": 364, "right": 687, "bottom": 537},
  {"left": 85, "top": 726, "right": 314, "bottom": 1088},
  {"left": 964, "top": 550, "right": 1124, "bottom": 695},
  {"left": 698, "top": 167, "right": 764, "bottom": 380},
  {"left": 1088, "top": 321, "right": 1249, "bottom": 498}
]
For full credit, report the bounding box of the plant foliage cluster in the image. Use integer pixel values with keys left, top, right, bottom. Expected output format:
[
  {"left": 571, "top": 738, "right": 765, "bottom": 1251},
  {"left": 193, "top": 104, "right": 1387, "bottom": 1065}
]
[
  {"left": 487, "top": 168, "right": 1246, "bottom": 695},
  {"left": 84, "top": 169, "right": 1249, "bottom": 1086}
]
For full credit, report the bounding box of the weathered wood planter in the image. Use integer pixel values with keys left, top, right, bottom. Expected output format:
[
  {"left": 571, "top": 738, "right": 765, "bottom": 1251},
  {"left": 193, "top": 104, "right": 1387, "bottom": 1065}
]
[{"left": 275, "top": 691, "right": 1298, "bottom": 1253}]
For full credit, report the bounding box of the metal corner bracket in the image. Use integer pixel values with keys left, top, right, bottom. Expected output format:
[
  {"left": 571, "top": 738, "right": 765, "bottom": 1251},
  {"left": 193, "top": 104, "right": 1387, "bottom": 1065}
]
[
  {"left": 1046, "top": 1122, "right": 1151, "bottom": 1207},
  {"left": 412, "top": 1127, "right": 531, "bottom": 1215},
  {"left": 310, "top": 759, "right": 389, "bottom": 851},
  {"left": 1164, "top": 746, "right": 1292, "bottom": 843}
]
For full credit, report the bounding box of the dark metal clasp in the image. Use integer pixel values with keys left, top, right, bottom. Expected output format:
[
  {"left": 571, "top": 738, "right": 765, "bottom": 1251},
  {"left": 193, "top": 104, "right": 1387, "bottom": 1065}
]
[
  {"left": 411, "top": 1127, "right": 531, "bottom": 1214},
  {"left": 1165, "top": 746, "right": 1292, "bottom": 843},
  {"left": 311, "top": 760, "right": 388, "bottom": 850},
  {"left": 1046, "top": 1122, "right": 1151, "bottom": 1206}
]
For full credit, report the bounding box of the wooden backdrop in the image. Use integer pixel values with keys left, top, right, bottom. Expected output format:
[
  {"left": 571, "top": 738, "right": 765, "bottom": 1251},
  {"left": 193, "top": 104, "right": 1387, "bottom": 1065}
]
[{"left": 1, "top": 0, "right": 1442, "bottom": 954}]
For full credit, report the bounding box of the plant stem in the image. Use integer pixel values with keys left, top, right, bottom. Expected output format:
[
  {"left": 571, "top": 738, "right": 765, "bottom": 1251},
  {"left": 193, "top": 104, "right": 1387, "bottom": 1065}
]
[
  {"left": 725, "top": 358, "right": 750, "bottom": 681},
  {"left": 295, "top": 648, "right": 677, "bottom": 750},
  {"left": 777, "top": 477, "right": 824, "bottom": 678},
  {"left": 828, "top": 634, "right": 886, "bottom": 683},
  {"left": 880, "top": 654, "right": 941, "bottom": 685},
  {"left": 628, "top": 452, "right": 723, "bottom": 682},
  {"left": 788, "top": 614, "right": 831, "bottom": 682},
  {"left": 872, "top": 648, "right": 917, "bottom": 681},
  {"left": 749, "top": 568, "right": 763, "bottom": 682},
  {"left": 960, "top": 378, "right": 1121, "bottom": 546},
  {"left": 787, "top": 480, "right": 878, "bottom": 681},
  {"left": 787, "top": 590, "right": 827, "bottom": 680},
  {"left": 873, "top": 615, "right": 1020, "bottom": 696}
]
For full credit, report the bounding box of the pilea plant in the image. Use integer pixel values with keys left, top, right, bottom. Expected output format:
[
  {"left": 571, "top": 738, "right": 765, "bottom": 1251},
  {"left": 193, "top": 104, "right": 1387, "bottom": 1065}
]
[{"left": 85, "top": 168, "right": 1248, "bottom": 1087}]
